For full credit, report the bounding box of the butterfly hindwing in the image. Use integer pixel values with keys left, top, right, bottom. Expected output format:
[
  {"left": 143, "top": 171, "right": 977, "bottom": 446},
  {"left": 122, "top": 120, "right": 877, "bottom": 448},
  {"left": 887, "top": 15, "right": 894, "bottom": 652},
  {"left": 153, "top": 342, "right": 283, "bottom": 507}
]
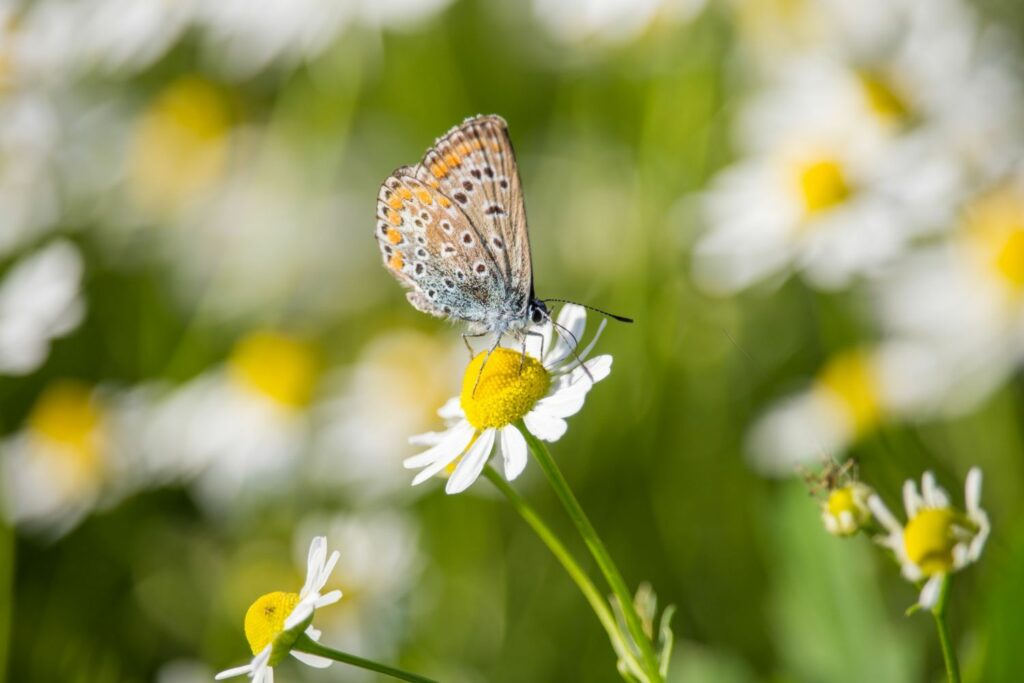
[{"left": 375, "top": 168, "right": 507, "bottom": 324}]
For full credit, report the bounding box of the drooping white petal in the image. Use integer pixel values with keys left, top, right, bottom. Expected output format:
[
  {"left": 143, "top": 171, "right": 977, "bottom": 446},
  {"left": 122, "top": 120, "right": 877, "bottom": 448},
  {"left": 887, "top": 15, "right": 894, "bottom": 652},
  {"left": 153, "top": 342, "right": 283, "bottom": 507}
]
[
  {"left": 967, "top": 508, "right": 990, "bottom": 562},
  {"left": 437, "top": 396, "right": 464, "bottom": 421},
  {"left": 499, "top": 425, "right": 528, "bottom": 481},
  {"left": 445, "top": 428, "right": 496, "bottom": 494},
  {"left": 214, "top": 664, "right": 254, "bottom": 680},
  {"left": 291, "top": 651, "right": 333, "bottom": 668},
  {"left": 965, "top": 467, "right": 982, "bottom": 516},
  {"left": 523, "top": 410, "right": 568, "bottom": 442},
  {"left": 918, "top": 574, "right": 944, "bottom": 609},
  {"left": 408, "top": 422, "right": 477, "bottom": 485},
  {"left": 534, "top": 384, "right": 588, "bottom": 419},
  {"left": 867, "top": 495, "right": 903, "bottom": 536},
  {"left": 315, "top": 589, "right": 342, "bottom": 608},
  {"left": 404, "top": 420, "right": 475, "bottom": 469},
  {"left": 283, "top": 601, "right": 314, "bottom": 631}
]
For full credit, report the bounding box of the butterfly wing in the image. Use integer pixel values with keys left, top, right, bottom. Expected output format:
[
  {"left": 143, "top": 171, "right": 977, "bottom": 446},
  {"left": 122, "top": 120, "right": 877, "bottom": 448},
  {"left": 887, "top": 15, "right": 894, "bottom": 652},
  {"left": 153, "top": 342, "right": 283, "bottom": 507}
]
[{"left": 375, "top": 115, "right": 534, "bottom": 326}]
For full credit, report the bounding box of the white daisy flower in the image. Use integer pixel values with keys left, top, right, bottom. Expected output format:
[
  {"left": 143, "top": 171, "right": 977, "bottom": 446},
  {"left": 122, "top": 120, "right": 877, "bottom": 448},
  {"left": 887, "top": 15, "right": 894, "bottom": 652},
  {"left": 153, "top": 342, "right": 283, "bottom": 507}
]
[
  {"left": 531, "top": 0, "right": 705, "bottom": 46},
  {"left": 216, "top": 536, "right": 342, "bottom": 682},
  {"left": 0, "top": 239, "right": 85, "bottom": 375},
  {"left": 405, "top": 304, "right": 612, "bottom": 494},
  {"left": 868, "top": 469, "right": 989, "bottom": 610}
]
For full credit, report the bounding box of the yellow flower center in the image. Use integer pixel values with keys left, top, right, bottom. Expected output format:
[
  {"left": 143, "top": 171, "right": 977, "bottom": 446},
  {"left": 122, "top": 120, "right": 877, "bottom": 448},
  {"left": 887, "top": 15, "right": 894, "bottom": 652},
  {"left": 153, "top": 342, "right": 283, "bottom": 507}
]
[
  {"left": 796, "top": 158, "right": 851, "bottom": 216},
  {"left": 128, "top": 76, "right": 231, "bottom": 214},
  {"left": 827, "top": 487, "right": 858, "bottom": 518},
  {"left": 816, "top": 349, "right": 881, "bottom": 435},
  {"left": 858, "top": 71, "right": 910, "bottom": 123},
  {"left": 228, "top": 331, "right": 319, "bottom": 408},
  {"left": 964, "top": 188, "right": 1024, "bottom": 294},
  {"left": 27, "top": 380, "right": 105, "bottom": 479},
  {"left": 460, "top": 349, "right": 550, "bottom": 430},
  {"left": 244, "top": 591, "right": 300, "bottom": 655},
  {"left": 903, "top": 508, "right": 959, "bottom": 575}
]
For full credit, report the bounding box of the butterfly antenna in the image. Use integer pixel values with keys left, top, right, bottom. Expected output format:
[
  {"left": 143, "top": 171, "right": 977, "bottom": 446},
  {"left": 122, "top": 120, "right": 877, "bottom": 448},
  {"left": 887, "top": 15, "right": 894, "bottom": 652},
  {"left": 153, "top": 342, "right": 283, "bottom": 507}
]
[
  {"left": 545, "top": 313, "right": 595, "bottom": 384},
  {"left": 541, "top": 298, "right": 634, "bottom": 323}
]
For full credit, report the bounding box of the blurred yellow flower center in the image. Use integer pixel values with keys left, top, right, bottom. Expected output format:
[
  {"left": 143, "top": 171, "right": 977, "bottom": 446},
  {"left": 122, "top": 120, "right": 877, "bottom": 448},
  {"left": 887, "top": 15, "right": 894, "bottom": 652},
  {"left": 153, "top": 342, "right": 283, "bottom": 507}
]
[
  {"left": 460, "top": 349, "right": 550, "bottom": 430},
  {"left": 27, "top": 381, "right": 104, "bottom": 472},
  {"left": 965, "top": 188, "right": 1024, "bottom": 293},
  {"left": 796, "top": 158, "right": 851, "bottom": 216},
  {"left": 229, "top": 331, "right": 318, "bottom": 408},
  {"left": 816, "top": 350, "right": 881, "bottom": 435},
  {"left": 903, "top": 508, "right": 958, "bottom": 575},
  {"left": 858, "top": 72, "right": 909, "bottom": 122},
  {"left": 244, "top": 591, "right": 299, "bottom": 655},
  {"left": 827, "top": 487, "right": 858, "bottom": 518},
  {"left": 128, "top": 76, "right": 231, "bottom": 214}
]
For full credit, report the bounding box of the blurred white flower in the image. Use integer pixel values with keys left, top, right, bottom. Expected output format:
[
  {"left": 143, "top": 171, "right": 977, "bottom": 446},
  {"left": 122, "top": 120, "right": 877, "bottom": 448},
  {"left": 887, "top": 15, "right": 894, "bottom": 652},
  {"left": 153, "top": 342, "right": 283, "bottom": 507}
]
[
  {"left": 821, "top": 482, "right": 873, "bottom": 537},
  {"left": 869, "top": 469, "right": 989, "bottom": 610},
  {"left": 296, "top": 510, "right": 421, "bottom": 662},
  {"left": 134, "top": 330, "right": 320, "bottom": 512},
  {"left": 406, "top": 305, "right": 611, "bottom": 494},
  {"left": 1, "top": 381, "right": 107, "bottom": 534},
  {"left": 747, "top": 344, "right": 958, "bottom": 474},
  {"left": 0, "top": 240, "right": 84, "bottom": 375},
  {"left": 531, "top": 0, "right": 704, "bottom": 45},
  {"left": 309, "top": 329, "right": 462, "bottom": 502},
  {"left": 217, "top": 535, "right": 342, "bottom": 682},
  {"left": 875, "top": 181, "right": 1024, "bottom": 413},
  {"left": 693, "top": 70, "right": 960, "bottom": 294}
]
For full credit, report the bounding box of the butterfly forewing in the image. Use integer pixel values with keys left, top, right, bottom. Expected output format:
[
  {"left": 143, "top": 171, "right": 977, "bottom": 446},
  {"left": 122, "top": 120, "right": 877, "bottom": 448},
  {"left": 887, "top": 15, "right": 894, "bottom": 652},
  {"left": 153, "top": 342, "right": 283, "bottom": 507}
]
[{"left": 375, "top": 115, "right": 534, "bottom": 327}]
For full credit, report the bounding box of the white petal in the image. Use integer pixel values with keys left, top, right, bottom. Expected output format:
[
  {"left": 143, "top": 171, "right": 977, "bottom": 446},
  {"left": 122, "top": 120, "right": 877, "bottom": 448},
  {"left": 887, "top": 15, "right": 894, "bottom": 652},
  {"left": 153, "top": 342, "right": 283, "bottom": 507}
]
[
  {"left": 409, "top": 423, "right": 477, "bottom": 486},
  {"left": 292, "top": 651, "right": 333, "bottom": 668},
  {"left": 437, "top": 396, "right": 464, "bottom": 420},
  {"left": 523, "top": 410, "right": 567, "bottom": 442},
  {"left": 868, "top": 495, "right": 903, "bottom": 536},
  {"left": 900, "top": 561, "right": 923, "bottom": 582},
  {"left": 409, "top": 430, "right": 448, "bottom": 447},
  {"left": 534, "top": 384, "right": 588, "bottom": 419},
  {"left": 918, "top": 574, "right": 944, "bottom": 610},
  {"left": 922, "top": 471, "right": 949, "bottom": 508},
  {"left": 965, "top": 467, "right": 982, "bottom": 515},
  {"left": 404, "top": 421, "right": 474, "bottom": 469},
  {"left": 547, "top": 304, "right": 587, "bottom": 365},
  {"left": 315, "top": 589, "right": 342, "bottom": 608},
  {"left": 499, "top": 425, "right": 528, "bottom": 481},
  {"left": 215, "top": 664, "right": 253, "bottom": 679},
  {"left": 575, "top": 318, "right": 607, "bottom": 364},
  {"left": 262, "top": 667, "right": 274, "bottom": 683},
  {"left": 316, "top": 550, "right": 340, "bottom": 591},
  {"left": 967, "top": 509, "right": 990, "bottom": 561},
  {"left": 903, "top": 479, "right": 922, "bottom": 518},
  {"left": 299, "top": 537, "right": 326, "bottom": 597},
  {"left": 284, "top": 601, "right": 314, "bottom": 631},
  {"left": 445, "top": 428, "right": 496, "bottom": 494}
]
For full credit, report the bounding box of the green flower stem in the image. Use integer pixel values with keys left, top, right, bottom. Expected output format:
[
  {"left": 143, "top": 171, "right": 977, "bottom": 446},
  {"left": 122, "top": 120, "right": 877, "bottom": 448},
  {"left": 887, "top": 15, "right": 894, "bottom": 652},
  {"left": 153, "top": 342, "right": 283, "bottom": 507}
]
[
  {"left": 931, "top": 575, "right": 961, "bottom": 683},
  {"left": 0, "top": 512, "right": 11, "bottom": 680},
  {"left": 292, "top": 633, "right": 439, "bottom": 683},
  {"left": 482, "top": 466, "right": 645, "bottom": 680},
  {"left": 518, "top": 423, "right": 663, "bottom": 682}
]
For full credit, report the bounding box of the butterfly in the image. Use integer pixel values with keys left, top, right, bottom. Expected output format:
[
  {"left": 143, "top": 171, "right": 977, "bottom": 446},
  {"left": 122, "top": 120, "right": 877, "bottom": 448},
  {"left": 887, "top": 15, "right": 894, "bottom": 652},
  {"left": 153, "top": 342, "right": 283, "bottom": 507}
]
[{"left": 374, "top": 114, "right": 630, "bottom": 361}]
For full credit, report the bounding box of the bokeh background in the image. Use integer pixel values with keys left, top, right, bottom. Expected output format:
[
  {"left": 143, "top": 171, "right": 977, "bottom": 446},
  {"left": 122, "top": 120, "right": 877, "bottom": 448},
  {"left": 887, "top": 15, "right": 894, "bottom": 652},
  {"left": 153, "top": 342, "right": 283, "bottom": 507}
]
[{"left": 1, "top": 0, "right": 1023, "bottom": 681}]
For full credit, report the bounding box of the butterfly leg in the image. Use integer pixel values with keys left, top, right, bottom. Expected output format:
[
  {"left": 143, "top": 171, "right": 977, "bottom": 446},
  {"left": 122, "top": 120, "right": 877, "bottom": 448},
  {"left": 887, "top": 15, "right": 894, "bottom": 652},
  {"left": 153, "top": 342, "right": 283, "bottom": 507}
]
[
  {"left": 461, "top": 331, "right": 490, "bottom": 360},
  {"left": 518, "top": 331, "right": 545, "bottom": 374},
  {"left": 471, "top": 335, "right": 504, "bottom": 398}
]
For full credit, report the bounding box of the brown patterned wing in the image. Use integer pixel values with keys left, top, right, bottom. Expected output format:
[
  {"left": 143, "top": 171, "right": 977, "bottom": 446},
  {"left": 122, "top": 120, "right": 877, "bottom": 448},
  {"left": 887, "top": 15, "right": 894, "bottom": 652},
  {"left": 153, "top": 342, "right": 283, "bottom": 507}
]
[
  {"left": 411, "top": 114, "right": 533, "bottom": 300},
  {"left": 374, "top": 166, "right": 509, "bottom": 325}
]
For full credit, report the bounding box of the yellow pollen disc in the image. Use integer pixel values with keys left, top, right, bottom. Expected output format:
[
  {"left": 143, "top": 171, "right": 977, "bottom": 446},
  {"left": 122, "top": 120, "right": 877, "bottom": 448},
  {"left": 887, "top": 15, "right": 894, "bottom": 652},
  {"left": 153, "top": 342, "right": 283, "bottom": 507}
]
[
  {"left": 389, "top": 253, "right": 404, "bottom": 270},
  {"left": 796, "top": 158, "right": 851, "bottom": 216},
  {"left": 387, "top": 228, "right": 402, "bottom": 244},
  {"left": 244, "top": 591, "right": 300, "bottom": 655},
  {"left": 416, "top": 189, "right": 432, "bottom": 205},
  {"left": 858, "top": 71, "right": 910, "bottom": 122},
  {"left": 816, "top": 349, "right": 881, "bottom": 435},
  {"left": 903, "top": 508, "right": 958, "bottom": 575},
  {"left": 228, "top": 331, "right": 319, "bottom": 408},
  {"left": 460, "top": 349, "right": 551, "bottom": 430},
  {"left": 28, "top": 381, "right": 105, "bottom": 468}
]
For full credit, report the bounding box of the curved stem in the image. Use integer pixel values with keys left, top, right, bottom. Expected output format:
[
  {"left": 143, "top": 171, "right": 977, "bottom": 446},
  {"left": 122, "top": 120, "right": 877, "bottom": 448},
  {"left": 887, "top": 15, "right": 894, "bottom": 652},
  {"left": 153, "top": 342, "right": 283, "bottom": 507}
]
[
  {"left": 518, "top": 423, "right": 663, "bottom": 681},
  {"left": 483, "top": 466, "right": 646, "bottom": 680},
  {"left": 931, "top": 575, "right": 961, "bottom": 683},
  {"left": 292, "top": 633, "right": 439, "bottom": 683}
]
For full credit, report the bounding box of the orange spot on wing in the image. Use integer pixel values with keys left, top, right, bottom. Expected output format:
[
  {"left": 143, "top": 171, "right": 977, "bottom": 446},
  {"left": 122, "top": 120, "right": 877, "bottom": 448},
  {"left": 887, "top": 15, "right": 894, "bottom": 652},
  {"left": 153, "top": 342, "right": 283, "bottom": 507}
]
[
  {"left": 456, "top": 143, "right": 471, "bottom": 156},
  {"left": 388, "top": 195, "right": 403, "bottom": 210},
  {"left": 431, "top": 162, "right": 448, "bottom": 179},
  {"left": 427, "top": 179, "right": 440, "bottom": 189},
  {"left": 387, "top": 209, "right": 402, "bottom": 225},
  {"left": 387, "top": 228, "right": 402, "bottom": 244},
  {"left": 471, "top": 139, "right": 483, "bottom": 151},
  {"left": 389, "top": 253, "right": 404, "bottom": 270},
  {"left": 398, "top": 187, "right": 413, "bottom": 200},
  {"left": 415, "top": 189, "right": 432, "bottom": 205},
  {"left": 490, "top": 140, "right": 501, "bottom": 152},
  {"left": 444, "top": 152, "right": 461, "bottom": 167},
  {"left": 438, "top": 196, "right": 452, "bottom": 208}
]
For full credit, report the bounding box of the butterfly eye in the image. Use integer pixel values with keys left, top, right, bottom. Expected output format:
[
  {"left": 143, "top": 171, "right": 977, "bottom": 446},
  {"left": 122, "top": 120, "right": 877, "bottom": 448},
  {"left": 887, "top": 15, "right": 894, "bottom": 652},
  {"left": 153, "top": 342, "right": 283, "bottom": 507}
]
[{"left": 531, "top": 308, "right": 544, "bottom": 324}]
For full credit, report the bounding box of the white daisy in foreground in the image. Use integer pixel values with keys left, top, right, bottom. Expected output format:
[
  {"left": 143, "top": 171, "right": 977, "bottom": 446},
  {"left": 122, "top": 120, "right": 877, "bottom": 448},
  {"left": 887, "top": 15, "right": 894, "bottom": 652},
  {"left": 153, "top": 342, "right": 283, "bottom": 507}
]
[
  {"left": 405, "top": 304, "right": 612, "bottom": 494},
  {"left": 216, "top": 536, "right": 342, "bottom": 682},
  {"left": 868, "top": 469, "right": 989, "bottom": 610}
]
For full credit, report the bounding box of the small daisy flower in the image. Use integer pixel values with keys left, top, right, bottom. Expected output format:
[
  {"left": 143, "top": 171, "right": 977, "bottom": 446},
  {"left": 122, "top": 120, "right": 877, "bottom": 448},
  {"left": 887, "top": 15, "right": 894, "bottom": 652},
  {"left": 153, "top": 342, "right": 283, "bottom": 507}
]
[
  {"left": 405, "top": 304, "right": 612, "bottom": 494},
  {"left": 868, "top": 468, "right": 989, "bottom": 610},
  {"left": 821, "top": 482, "right": 873, "bottom": 537},
  {"left": 216, "top": 536, "right": 342, "bottom": 682}
]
